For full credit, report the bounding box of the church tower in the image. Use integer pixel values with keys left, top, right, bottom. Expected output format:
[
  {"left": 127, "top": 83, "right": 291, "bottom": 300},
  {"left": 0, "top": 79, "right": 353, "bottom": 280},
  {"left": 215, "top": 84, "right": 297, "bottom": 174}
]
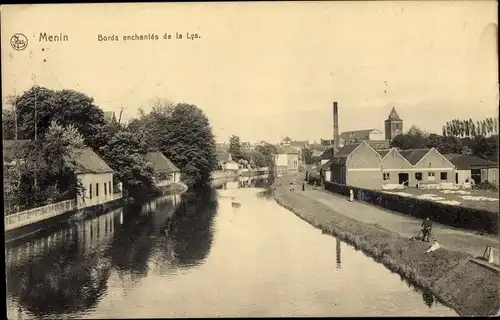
[{"left": 384, "top": 106, "right": 403, "bottom": 141}]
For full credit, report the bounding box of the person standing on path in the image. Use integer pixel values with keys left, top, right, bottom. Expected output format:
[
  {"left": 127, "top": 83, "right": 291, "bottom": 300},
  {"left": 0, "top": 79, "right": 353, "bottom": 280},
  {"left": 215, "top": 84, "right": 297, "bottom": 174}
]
[
  {"left": 421, "top": 217, "right": 433, "bottom": 242},
  {"left": 302, "top": 182, "right": 305, "bottom": 191}
]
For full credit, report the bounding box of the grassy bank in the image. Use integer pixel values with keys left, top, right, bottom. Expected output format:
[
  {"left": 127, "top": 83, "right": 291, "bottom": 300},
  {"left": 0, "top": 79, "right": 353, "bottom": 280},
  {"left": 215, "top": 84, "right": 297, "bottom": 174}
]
[{"left": 273, "top": 186, "right": 499, "bottom": 316}]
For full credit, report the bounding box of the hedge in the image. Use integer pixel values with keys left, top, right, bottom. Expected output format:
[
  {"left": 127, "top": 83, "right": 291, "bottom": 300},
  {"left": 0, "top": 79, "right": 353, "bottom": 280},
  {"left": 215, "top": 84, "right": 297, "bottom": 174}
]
[{"left": 324, "top": 181, "right": 499, "bottom": 235}]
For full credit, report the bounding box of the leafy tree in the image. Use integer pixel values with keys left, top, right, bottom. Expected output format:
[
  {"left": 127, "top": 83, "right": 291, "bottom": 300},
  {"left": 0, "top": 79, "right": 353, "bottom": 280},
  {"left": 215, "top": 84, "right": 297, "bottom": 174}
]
[
  {"left": 12, "top": 86, "right": 108, "bottom": 151},
  {"left": 302, "top": 148, "right": 314, "bottom": 165},
  {"left": 149, "top": 102, "right": 218, "bottom": 187},
  {"left": 99, "top": 130, "right": 157, "bottom": 203},
  {"left": 228, "top": 135, "right": 242, "bottom": 161},
  {"left": 255, "top": 144, "right": 278, "bottom": 181}
]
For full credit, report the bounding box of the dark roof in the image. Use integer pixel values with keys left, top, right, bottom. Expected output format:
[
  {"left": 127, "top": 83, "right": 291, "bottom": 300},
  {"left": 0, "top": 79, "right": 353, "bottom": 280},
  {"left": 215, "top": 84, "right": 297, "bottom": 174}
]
[
  {"left": 320, "top": 159, "right": 333, "bottom": 170},
  {"left": 70, "top": 147, "right": 114, "bottom": 174},
  {"left": 276, "top": 145, "right": 300, "bottom": 154},
  {"left": 339, "top": 129, "right": 382, "bottom": 142},
  {"left": 146, "top": 152, "right": 180, "bottom": 173},
  {"left": 331, "top": 156, "right": 348, "bottom": 166},
  {"left": 376, "top": 149, "right": 391, "bottom": 158},
  {"left": 310, "top": 144, "right": 329, "bottom": 152},
  {"left": 3, "top": 140, "right": 31, "bottom": 161},
  {"left": 399, "top": 149, "right": 431, "bottom": 165},
  {"left": 444, "top": 154, "right": 498, "bottom": 170},
  {"left": 320, "top": 147, "right": 335, "bottom": 159},
  {"left": 386, "top": 106, "right": 401, "bottom": 121},
  {"left": 336, "top": 143, "right": 361, "bottom": 157},
  {"left": 217, "top": 152, "right": 231, "bottom": 163}
]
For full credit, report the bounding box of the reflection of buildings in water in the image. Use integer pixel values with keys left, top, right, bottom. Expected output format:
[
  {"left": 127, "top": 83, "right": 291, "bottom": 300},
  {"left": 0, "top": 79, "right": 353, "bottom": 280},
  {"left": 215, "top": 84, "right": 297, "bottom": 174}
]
[
  {"left": 336, "top": 236, "right": 341, "bottom": 270},
  {"left": 6, "top": 227, "right": 79, "bottom": 269},
  {"left": 77, "top": 208, "right": 122, "bottom": 252}
]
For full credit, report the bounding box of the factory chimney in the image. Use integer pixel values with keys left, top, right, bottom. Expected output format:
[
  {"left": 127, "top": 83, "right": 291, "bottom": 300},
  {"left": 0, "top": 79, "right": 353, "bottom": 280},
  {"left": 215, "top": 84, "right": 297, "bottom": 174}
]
[{"left": 333, "top": 101, "right": 340, "bottom": 151}]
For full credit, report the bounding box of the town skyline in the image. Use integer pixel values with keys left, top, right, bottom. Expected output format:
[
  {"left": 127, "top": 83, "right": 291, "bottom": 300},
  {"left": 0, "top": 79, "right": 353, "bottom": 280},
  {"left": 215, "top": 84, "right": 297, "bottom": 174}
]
[{"left": 2, "top": 2, "right": 498, "bottom": 143}]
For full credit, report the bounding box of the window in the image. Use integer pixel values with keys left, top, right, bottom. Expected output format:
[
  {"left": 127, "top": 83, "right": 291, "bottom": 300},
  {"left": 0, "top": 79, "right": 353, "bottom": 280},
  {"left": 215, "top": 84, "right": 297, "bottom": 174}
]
[
  {"left": 96, "top": 183, "right": 99, "bottom": 197},
  {"left": 109, "top": 181, "right": 112, "bottom": 194},
  {"left": 383, "top": 173, "right": 390, "bottom": 181},
  {"left": 428, "top": 172, "right": 436, "bottom": 181},
  {"left": 104, "top": 182, "right": 107, "bottom": 195},
  {"left": 440, "top": 172, "right": 448, "bottom": 180},
  {"left": 415, "top": 172, "right": 422, "bottom": 181},
  {"left": 89, "top": 184, "right": 93, "bottom": 199}
]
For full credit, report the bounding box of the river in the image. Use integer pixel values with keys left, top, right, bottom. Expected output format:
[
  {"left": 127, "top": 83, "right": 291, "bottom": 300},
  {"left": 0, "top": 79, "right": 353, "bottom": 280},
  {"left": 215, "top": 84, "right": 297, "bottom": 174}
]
[{"left": 5, "top": 175, "right": 458, "bottom": 318}]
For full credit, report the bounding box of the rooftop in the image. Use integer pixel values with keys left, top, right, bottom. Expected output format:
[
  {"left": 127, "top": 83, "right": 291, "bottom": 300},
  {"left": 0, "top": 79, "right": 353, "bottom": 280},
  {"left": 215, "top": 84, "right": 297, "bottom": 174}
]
[
  {"left": 386, "top": 106, "right": 402, "bottom": 121},
  {"left": 398, "top": 149, "right": 431, "bottom": 165},
  {"left": 339, "top": 129, "right": 382, "bottom": 142},
  {"left": 70, "top": 147, "right": 114, "bottom": 174},
  {"left": 146, "top": 152, "right": 181, "bottom": 173},
  {"left": 444, "top": 154, "right": 498, "bottom": 170}
]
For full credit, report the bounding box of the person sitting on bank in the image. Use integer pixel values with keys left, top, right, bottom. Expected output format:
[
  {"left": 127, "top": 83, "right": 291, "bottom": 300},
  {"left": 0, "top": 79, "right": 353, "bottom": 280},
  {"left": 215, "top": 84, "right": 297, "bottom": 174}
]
[{"left": 421, "top": 217, "right": 433, "bottom": 242}]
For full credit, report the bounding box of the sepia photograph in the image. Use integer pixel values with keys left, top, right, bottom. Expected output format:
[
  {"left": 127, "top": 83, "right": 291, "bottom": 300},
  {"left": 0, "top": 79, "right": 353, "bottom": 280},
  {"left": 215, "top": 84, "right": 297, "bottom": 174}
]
[{"left": 1, "top": 1, "right": 499, "bottom": 318}]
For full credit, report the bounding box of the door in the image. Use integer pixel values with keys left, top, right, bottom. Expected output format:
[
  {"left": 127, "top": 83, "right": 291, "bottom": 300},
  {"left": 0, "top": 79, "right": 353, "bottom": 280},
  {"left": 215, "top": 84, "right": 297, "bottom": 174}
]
[
  {"left": 455, "top": 172, "right": 459, "bottom": 184},
  {"left": 398, "top": 173, "right": 409, "bottom": 186}
]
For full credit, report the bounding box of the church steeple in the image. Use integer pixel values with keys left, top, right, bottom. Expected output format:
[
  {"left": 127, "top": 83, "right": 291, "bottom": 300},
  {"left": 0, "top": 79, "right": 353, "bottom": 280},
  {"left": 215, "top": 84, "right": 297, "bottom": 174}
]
[
  {"left": 384, "top": 106, "right": 403, "bottom": 141},
  {"left": 387, "top": 106, "right": 401, "bottom": 121}
]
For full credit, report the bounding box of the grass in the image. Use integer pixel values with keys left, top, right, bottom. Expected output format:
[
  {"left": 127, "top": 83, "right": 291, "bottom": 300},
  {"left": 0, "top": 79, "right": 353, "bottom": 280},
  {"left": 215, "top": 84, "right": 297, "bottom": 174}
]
[
  {"left": 383, "top": 188, "right": 499, "bottom": 213},
  {"left": 273, "top": 185, "right": 499, "bottom": 317}
]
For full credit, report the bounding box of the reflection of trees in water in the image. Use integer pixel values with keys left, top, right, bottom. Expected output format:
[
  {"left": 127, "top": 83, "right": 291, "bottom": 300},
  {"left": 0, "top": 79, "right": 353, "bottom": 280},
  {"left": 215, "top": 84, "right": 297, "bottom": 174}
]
[
  {"left": 167, "top": 187, "right": 218, "bottom": 268},
  {"left": 6, "top": 230, "right": 112, "bottom": 318},
  {"left": 422, "top": 290, "right": 435, "bottom": 308},
  {"left": 110, "top": 204, "right": 155, "bottom": 278}
]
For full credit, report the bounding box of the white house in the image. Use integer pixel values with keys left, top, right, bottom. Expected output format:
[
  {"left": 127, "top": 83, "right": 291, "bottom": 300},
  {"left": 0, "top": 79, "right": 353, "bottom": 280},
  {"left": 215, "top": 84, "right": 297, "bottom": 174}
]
[
  {"left": 146, "top": 151, "right": 182, "bottom": 186},
  {"left": 70, "top": 147, "right": 122, "bottom": 208},
  {"left": 217, "top": 152, "right": 239, "bottom": 171}
]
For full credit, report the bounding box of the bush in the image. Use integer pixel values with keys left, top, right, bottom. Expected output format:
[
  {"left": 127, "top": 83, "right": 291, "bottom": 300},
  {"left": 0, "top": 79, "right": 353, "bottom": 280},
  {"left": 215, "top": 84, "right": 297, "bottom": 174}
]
[
  {"left": 324, "top": 181, "right": 498, "bottom": 235},
  {"left": 474, "top": 181, "right": 498, "bottom": 192}
]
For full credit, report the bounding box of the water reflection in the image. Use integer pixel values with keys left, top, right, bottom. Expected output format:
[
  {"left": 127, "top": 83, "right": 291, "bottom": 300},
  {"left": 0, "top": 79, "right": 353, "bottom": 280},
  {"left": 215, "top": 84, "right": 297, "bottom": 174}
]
[
  {"left": 212, "top": 174, "right": 270, "bottom": 190},
  {"left": 6, "top": 208, "right": 121, "bottom": 318},
  {"left": 169, "top": 187, "right": 218, "bottom": 268}
]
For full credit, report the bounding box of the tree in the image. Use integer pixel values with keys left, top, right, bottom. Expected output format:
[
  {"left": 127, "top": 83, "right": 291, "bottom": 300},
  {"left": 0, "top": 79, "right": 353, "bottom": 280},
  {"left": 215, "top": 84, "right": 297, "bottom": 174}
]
[
  {"left": 99, "top": 130, "right": 157, "bottom": 202},
  {"left": 302, "top": 148, "right": 314, "bottom": 165},
  {"left": 13, "top": 86, "right": 109, "bottom": 151},
  {"left": 152, "top": 103, "right": 218, "bottom": 187},
  {"left": 255, "top": 144, "right": 278, "bottom": 181},
  {"left": 228, "top": 135, "right": 242, "bottom": 161}
]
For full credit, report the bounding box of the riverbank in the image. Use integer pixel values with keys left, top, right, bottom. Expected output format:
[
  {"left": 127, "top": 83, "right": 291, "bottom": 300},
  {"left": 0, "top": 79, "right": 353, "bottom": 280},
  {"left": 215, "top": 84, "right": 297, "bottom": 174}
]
[
  {"left": 272, "top": 175, "right": 499, "bottom": 317},
  {"left": 211, "top": 170, "right": 238, "bottom": 180}
]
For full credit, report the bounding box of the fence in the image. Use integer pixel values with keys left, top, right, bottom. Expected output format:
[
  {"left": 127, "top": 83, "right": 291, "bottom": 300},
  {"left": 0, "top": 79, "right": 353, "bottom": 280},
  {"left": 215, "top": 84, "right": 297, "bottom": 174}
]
[
  {"left": 324, "top": 181, "right": 498, "bottom": 235},
  {"left": 5, "top": 199, "right": 77, "bottom": 231}
]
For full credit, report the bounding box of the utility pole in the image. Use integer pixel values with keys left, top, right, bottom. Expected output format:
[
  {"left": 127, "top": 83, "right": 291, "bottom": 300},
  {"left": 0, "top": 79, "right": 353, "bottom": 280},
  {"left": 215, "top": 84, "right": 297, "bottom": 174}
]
[{"left": 32, "top": 73, "right": 38, "bottom": 200}]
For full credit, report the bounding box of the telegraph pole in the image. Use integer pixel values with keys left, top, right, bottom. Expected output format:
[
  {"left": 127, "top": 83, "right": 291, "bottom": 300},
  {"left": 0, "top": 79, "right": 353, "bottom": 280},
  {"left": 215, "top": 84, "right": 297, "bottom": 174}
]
[{"left": 32, "top": 73, "right": 38, "bottom": 200}]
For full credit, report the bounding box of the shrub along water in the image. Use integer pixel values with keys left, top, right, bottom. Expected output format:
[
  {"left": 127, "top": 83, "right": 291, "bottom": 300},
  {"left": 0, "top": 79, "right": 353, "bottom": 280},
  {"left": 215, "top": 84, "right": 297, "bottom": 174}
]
[
  {"left": 322, "top": 181, "right": 498, "bottom": 235},
  {"left": 273, "top": 186, "right": 499, "bottom": 316}
]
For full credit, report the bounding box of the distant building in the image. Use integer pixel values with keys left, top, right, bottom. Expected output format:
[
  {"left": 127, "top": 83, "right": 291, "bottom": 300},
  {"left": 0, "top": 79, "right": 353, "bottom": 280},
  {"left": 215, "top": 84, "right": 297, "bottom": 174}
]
[
  {"left": 444, "top": 154, "right": 498, "bottom": 185},
  {"left": 275, "top": 145, "right": 300, "bottom": 171},
  {"left": 319, "top": 147, "right": 335, "bottom": 165},
  {"left": 217, "top": 152, "right": 238, "bottom": 171},
  {"left": 146, "top": 152, "right": 181, "bottom": 185},
  {"left": 339, "top": 129, "right": 387, "bottom": 149},
  {"left": 384, "top": 106, "right": 403, "bottom": 141},
  {"left": 329, "top": 141, "right": 383, "bottom": 189},
  {"left": 328, "top": 141, "right": 456, "bottom": 190}
]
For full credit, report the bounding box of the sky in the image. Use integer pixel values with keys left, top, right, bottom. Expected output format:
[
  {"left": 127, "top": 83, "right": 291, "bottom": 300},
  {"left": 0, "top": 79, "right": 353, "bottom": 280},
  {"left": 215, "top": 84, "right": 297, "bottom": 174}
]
[{"left": 1, "top": 2, "right": 498, "bottom": 144}]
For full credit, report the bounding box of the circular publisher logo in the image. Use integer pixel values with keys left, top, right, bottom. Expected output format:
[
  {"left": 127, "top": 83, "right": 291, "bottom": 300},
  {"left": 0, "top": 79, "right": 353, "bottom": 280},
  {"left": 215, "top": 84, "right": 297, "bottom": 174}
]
[{"left": 11, "top": 33, "right": 28, "bottom": 51}]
